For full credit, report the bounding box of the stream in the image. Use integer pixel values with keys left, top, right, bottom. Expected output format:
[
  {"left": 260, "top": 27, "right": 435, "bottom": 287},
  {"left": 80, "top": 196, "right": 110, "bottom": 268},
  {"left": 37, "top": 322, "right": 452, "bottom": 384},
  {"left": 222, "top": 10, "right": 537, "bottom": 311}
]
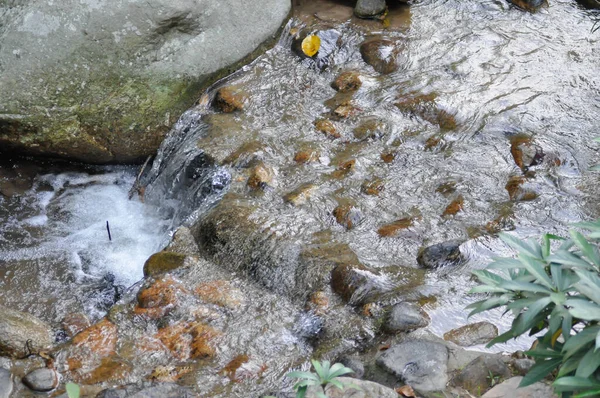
[{"left": 1, "top": 0, "right": 600, "bottom": 396}]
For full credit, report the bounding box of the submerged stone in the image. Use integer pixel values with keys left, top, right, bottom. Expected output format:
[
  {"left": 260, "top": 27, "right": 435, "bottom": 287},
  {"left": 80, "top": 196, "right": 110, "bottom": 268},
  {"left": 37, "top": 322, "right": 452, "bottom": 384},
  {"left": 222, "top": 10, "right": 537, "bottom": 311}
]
[
  {"left": 417, "top": 240, "right": 466, "bottom": 270},
  {"left": 332, "top": 71, "right": 362, "bottom": 92},
  {"left": 333, "top": 204, "right": 363, "bottom": 229},
  {"left": 507, "top": 0, "right": 548, "bottom": 12},
  {"left": 384, "top": 302, "right": 430, "bottom": 333},
  {"left": 314, "top": 119, "right": 340, "bottom": 138},
  {"left": 331, "top": 263, "right": 393, "bottom": 305},
  {"left": 510, "top": 135, "right": 544, "bottom": 171},
  {"left": 213, "top": 86, "right": 248, "bottom": 113},
  {"left": 360, "top": 38, "right": 401, "bottom": 75},
  {"left": 378, "top": 218, "right": 413, "bottom": 237}
]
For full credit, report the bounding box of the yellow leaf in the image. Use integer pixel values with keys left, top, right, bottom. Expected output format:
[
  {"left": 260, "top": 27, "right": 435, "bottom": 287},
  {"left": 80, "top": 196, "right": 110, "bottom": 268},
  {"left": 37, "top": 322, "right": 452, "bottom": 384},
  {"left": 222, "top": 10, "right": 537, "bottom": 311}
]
[{"left": 301, "top": 35, "right": 320, "bottom": 57}]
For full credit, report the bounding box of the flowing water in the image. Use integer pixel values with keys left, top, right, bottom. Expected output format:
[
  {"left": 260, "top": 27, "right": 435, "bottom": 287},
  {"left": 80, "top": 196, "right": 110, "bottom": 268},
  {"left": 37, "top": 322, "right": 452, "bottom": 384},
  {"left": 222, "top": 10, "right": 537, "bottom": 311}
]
[{"left": 1, "top": 0, "right": 600, "bottom": 394}]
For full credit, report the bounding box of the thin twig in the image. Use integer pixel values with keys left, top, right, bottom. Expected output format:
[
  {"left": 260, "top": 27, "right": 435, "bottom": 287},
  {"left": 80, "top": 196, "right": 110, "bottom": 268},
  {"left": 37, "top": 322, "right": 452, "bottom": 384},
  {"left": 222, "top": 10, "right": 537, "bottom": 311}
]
[{"left": 128, "top": 155, "right": 152, "bottom": 200}]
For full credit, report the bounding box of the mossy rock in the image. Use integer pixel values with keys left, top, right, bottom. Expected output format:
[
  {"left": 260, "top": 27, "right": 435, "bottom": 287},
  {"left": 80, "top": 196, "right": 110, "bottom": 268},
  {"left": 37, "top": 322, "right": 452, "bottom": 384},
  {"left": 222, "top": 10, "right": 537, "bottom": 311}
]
[{"left": 143, "top": 252, "right": 187, "bottom": 277}]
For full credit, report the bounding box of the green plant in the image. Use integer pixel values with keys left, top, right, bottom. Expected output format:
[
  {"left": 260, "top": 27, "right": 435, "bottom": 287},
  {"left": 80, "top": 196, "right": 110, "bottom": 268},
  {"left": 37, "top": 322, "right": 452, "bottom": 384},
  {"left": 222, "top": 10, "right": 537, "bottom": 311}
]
[
  {"left": 468, "top": 221, "right": 600, "bottom": 397},
  {"left": 66, "top": 382, "right": 80, "bottom": 398},
  {"left": 286, "top": 359, "right": 358, "bottom": 398}
]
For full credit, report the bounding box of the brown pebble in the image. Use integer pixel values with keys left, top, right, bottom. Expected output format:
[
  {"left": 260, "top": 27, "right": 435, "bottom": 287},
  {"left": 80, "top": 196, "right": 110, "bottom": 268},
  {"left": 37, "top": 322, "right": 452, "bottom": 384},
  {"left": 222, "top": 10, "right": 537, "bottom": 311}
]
[
  {"left": 381, "top": 152, "right": 396, "bottom": 163},
  {"left": 247, "top": 162, "right": 274, "bottom": 189},
  {"left": 294, "top": 150, "right": 319, "bottom": 164},
  {"left": 361, "top": 178, "right": 385, "bottom": 196},
  {"left": 332, "top": 71, "right": 362, "bottom": 92},
  {"left": 213, "top": 86, "right": 247, "bottom": 113},
  {"left": 377, "top": 218, "right": 413, "bottom": 237},
  {"left": 332, "top": 159, "right": 356, "bottom": 178},
  {"left": 314, "top": 119, "right": 340, "bottom": 138},
  {"left": 442, "top": 195, "right": 464, "bottom": 217}
]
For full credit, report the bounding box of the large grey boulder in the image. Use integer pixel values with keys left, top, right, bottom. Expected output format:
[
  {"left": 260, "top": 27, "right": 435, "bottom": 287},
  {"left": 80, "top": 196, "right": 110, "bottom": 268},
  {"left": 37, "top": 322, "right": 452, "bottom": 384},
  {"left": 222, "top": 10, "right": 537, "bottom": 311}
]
[
  {"left": 481, "top": 376, "right": 557, "bottom": 398},
  {"left": 0, "top": 369, "right": 12, "bottom": 398},
  {"left": 376, "top": 340, "right": 449, "bottom": 392},
  {"left": 0, "top": 305, "right": 53, "bottom": 358},
  {"left": 0, "top": 0, "right": 290, "bottom": 163}
]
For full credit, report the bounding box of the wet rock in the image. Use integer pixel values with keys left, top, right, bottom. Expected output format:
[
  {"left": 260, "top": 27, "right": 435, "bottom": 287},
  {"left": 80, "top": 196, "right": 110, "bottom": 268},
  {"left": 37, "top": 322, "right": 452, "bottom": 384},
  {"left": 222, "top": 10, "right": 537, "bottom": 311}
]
[
  {"left": 481, "top": 376, "right": 557, "bottom": 397},
  {"left": 331, "top": 159, "right": 356, "bottom": 179},
  {"left": 307, "top": 377, "right": 398, "bottom": 397},
  {"left": 62, "top": 313, "right": 91, "bottom": 338},
  {"left": 333, "top": 101, "right": 360, "bottom": 118},
  {"left": 354, "top": 119, "right": 388, "bottom": 141},
  {"left": 194, "top": 280, "right": 244, "bottom": 309},
  {"left": 384, "top": 302, "right": 430, "bottom": 333},
  {"left": 0, "top": 368, "right": 12, "bottom": 398},
  {"left": 378, "top": 218, "right": 413, "bottom": 237},
  {"left": 332, "top": 71, "right": 362, "bottom": 92},
  {"left": 443, "top": 322, "right": 498, "bottom": 347},
  {"left": 97, "top": 383, "right": 198, "bottom": 398},
  {"left": 157, "top": 321, "right": 221, "bottom": 360},
  {"left": 247, "top": 162, "right": 275, "bottom": 189},
  {"left": 223, "top": 141, "right": 266, "bottom": 168},
  {"left": 331, "top": 263, "right": 393, "bottom": 305},
  {"left": 0, "top": 305, "right": 53, "bottom": 358},
  {"left": 381, "top": 151, "right": 396, "bottom": 163},
  {"left": 134, "top": 276, "right": 190, "bottom": 319},
  {"left": 505, "top": 175, "right": 539, "bottom": 201},
  {"left": 417, "top": 240, "right": 466, "bottom": 270},
  {"left": 0, "top": 0, "right": 290, "bottom": 163},
  {"left": 213, "top": 86, "right": 248, "bottom": 113},
  {"left": 294, "top": 150, "right": 320, "bottom": 163},
  {"left": 164, "top": 226, "right": 200, "bottom": 256},
  {"left": 64, "top": 318, "right": 118, "bottom": 382},
  {"left": 143, "top": 252, "right": 187, "bottom": 277},
  {"left": 79, "top": 355, "right": 132, "bottom": 385},
  {"left": 452, "top": 355, "right": 511, "bottom": 395},
  {"left": 395, "top": 92, "right": 457, "bottom": 130},
  {"left": 507, "top": 0, "right": 548, "bottom": 12},
  {"left": 293, "top": 312, "right": 325, "bottom": 340},
  {"left": 22, "top": 368, "right": 58, "bottom": 392},
  {"left": 376, "top": 340, "right": 449, "bottom": 391},
  {"left": 361, "top": 178, "right": 385, "bottom": 196},
  {"left": 510, "top": 136, "right": 544, "bottom": 170},
  {"left": 576, "top": 0, "right": 600, "bottom": 8},
  {"left": 284, "top": 183, "right": 318, "bottom": 206},
  {"left": 306, "top": 291, "right": 330, "bottom": 315},
  {"left": 442, "top": 195, "right": 464, "bottom": 217},
  {"left": 338, "top": 357, "right": 364, "bottom": 379},
  {"left": 314, "top": 119, "right": 340, "bottom": 138},
  {"left": 360, "top": 38, "right": 401, "bottom": 74},
  {"left": 436, "top": 181, "right": 457, "bottom": 197},
  {"left": 333, "top": 204, "right": 363, "bottom": 229},
  {"left": 354, "top": 0, "right": 387, "bottom": 18},
  {"left": 512, "top": 358, "right": 535, "bottom": 375}
]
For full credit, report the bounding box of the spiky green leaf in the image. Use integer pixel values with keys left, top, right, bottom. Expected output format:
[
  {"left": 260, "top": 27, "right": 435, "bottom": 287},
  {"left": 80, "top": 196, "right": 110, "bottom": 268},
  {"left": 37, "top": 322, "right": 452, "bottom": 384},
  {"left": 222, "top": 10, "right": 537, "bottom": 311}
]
[{"left": 519, "top": 358, "right": 562, "bottom": 387}]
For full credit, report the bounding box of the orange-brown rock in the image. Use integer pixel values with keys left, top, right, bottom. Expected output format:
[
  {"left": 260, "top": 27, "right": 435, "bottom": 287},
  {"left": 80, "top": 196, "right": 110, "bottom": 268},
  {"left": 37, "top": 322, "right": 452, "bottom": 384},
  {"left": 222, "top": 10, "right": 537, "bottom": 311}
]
[
  {"left": 62, "top": 313, "right": 91, "bottom": 338},
  {"left": 331, "top": 263, "right": 385, "bottom": 304},
  {"left": 247, "top": 162, "right": 275, "bottom": 189},
  {"left": 334, "top": 102, "right": 359, "bottom": 118},
  {"left": 223, "top": 141, "right": 265, "bottom": 168},
  {"left": 381, "top": 151, "right": 396, "bottom": 163},
  {"left": 505, "top": 175, "right": 538, "bottom": 201},
  {"left": 354, "top": 119, "right": 387, "bottom": 141},
  {"left": 76, "top": 356, "right": 132, "bottom": 385},
  {"left": 70, "top": 319, "right": 117, "bottom": 360},
  {"left": 149, "top": 365, "right": 193, "bottom": 382},
  {"left": 306, "top": 291, "right": 330, "bottom": 315},
  {"left": 361, "top": 178, "right": 385, "bottom": 196},
  {"left": 213, "top": 86, "right": 247, "bottom": 113},
  {"left": 134, "top": 276, "right": 189, "bottom": 319},
  {"left": 283, "top": 184, "right": 318, "bottom": 206},
  {"left": 65, "top": 319, "right": 119, "bottom": 381},
  {"left": 360, "top": 38, "right": 401, "bottom": 75},
  {"left": 332, "top": 159, "right": 356, "bottom": 178},
  {"left": 377, "top": 218, "right": 413, "bottom": 237},
  {"left": 424, "top": 136, "right": 442, "bottom": 151},
  {"left": 294, "top": 150, "right": 319, "bottom": 164},
  {"left": 332, "top": 71, "right": 362, "bottom": 92},
  {"left": 510, "top": 135, "right": 544, "bottom": 170},
  {"left": 219, "top": 354, "right": 250, "bottom": 381},
  {"left": 156, "top": 321, "right": 220, "bottom": 361},
  {"left": 395, "top": 92, "right": 457, "bottom": 130},
  {"left": 195, "top": 280, "right": 243, "bottom": 309},
  {"left": 314, "top": 119, "right": 340, "bottom": 138},
  {"left": 435, "top": 181, "right": 456, "bottom": 197},
  {"left": 333, "top": 204, "right": 361, "bottom": 229},
  {"left": 442, "top": 195, "right": 464, "bottom": 217}
]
